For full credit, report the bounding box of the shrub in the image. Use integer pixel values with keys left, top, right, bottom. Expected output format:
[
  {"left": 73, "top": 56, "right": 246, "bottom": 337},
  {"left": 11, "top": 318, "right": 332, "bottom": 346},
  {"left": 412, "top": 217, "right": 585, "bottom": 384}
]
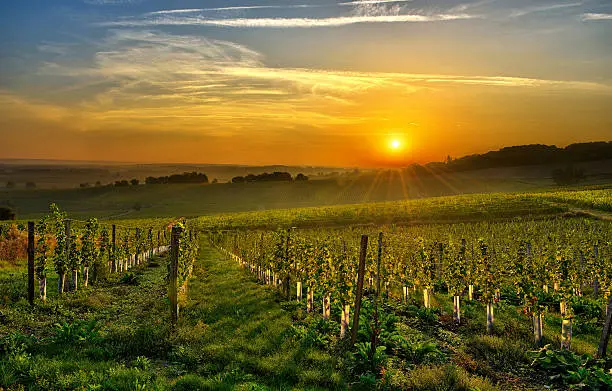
[
  {"left": 51, "top": 320, "right": 102, "bottom": 345},
  {"left": 0, "top": 225, "right": 27, "bottom": 262},
  {"left": 0, "top": 207, "right": 15, "bottom": 220},
  {"left": 120, "top": 272, "right": 139, "bottom": 285},
  {"left": 530, "top": 345, "right": 612, "bottom": 390}
]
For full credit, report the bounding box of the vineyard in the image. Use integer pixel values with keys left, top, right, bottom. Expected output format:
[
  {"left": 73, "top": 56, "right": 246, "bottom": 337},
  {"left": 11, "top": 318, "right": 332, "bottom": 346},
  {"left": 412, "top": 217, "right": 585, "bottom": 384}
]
[
  {"left": 0, "top": 188, "right": 611, "bottom": 390},
  {"left": 209, "top": 218, "right": 612, "bottom": 345},
  {"left": 192, "top": 187, "right": 612, "bottom": 231}
]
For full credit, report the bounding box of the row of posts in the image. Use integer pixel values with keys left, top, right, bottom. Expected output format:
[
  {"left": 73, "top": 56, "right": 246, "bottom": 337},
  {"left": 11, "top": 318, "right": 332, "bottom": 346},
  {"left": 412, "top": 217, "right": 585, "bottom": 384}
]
[
  {"left": 26, "top": 220, "right": 169, "bottom": 303},
  {"left": 225, "top": 230, "right": 612, "bottom": 358}
]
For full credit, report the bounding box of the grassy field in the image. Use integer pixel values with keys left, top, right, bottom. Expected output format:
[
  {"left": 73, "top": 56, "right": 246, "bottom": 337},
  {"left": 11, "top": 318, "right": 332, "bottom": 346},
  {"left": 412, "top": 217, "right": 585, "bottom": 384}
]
[
  {"left": 2, "top": 167, "right": 611, "bottom": 221},
  {"left": 1, "top": 186, "right": 612, "bottom": 390}
]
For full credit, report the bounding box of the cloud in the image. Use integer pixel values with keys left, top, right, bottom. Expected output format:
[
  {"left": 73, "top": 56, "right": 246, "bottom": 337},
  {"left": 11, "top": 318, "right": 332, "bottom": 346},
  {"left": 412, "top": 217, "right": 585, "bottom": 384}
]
[
  {"left": 144, "top": 1, "right": 417, "bottom": 16},
  {"left": 449, "top": 1, "right": 497, "bottom": 13},
  {"left": 146, "top": 5, "right": 319, "bottom": 16},
  {"left": 338, "top": 0, "right": 413, "bottom": 5},
  {"left": 510, "top": 2, "right": 582, "bottom": 18},
  {"left": 582, "top": 13, "right": 612, "bottom": 20},
  {"left": 100, "top": 13, "right": 477, "bottom": 28},
  {"left": 12, "top": 29, "right": 609, "bottom": 139},
  {"left": 37, "top": 29, "right": 611, "bottom": 107},
  {"left": 0, "top": 91, "right": 74, "bottom": 122}
]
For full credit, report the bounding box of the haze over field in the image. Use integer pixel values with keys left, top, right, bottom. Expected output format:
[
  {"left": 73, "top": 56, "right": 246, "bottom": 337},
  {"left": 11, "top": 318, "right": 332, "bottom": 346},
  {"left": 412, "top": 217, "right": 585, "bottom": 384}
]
[{"left": 1, "top": 0, "right": 612, "bottom": 167}]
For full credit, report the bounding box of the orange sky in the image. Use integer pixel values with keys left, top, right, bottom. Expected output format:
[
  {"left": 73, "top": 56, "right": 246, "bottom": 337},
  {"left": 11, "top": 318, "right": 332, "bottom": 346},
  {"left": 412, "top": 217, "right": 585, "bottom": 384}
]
[{"left": 1, "top": 1, "right": 612, "bottom": 167}]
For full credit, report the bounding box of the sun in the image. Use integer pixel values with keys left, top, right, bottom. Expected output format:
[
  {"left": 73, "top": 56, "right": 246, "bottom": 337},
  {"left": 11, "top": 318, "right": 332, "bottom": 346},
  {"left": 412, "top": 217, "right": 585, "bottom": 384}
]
[{"left": 390, "top": 139, "right": 401, "bottom": 150}]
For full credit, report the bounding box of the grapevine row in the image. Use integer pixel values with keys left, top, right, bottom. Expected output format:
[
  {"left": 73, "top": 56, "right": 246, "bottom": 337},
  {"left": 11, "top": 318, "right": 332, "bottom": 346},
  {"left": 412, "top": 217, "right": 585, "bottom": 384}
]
[{"left": 208, "top": 217, "right": 611, "bottom": 351}]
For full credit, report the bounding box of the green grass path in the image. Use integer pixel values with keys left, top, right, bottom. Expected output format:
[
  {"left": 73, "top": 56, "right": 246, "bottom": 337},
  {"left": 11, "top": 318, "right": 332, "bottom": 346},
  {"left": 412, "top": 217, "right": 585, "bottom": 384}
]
[{"left": 173, "top": 243, "right": 344, "bottom": 390}]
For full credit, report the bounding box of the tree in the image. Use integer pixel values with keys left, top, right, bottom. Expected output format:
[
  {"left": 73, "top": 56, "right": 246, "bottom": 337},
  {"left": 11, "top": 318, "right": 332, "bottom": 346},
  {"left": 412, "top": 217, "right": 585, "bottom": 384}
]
[
  {"left": 145, "top": 172, "right": 208, "bottom": 184},
  {"left": 5, "top": 181, "right": 15, "bottom": 189},
  {"left": 232, "top": 176, "right": 245, "bottom": 183},
  {"left": 95, "top": 181, "right": 102, "bottom": 187},
  {"left": 25, "top": 182, "right": 36, "bottom": 189},
  {"left": 295, "top": 173, "right": 309, "bottom": 181},
  {"left": 130, "top": 179, "right": 140, "bottom": 186},
  {"left": 212, "top": 178, "right": 218, "bottom": 184},
  {"left": 552, "top": 166, "right": 586, "bottom": 186},
  {"left": 0, "top": 207, "right": 16, "bottom": 220},
  {"left": 79, "top": 183, "right": 90, "bottom": 188}
]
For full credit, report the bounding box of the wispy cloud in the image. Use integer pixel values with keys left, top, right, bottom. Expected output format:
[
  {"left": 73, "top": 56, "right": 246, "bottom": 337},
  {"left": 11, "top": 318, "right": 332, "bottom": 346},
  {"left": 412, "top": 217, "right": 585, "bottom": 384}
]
[
  {"left": 101, "top": 13, "right": 477, "bottom": 28},
  {"left": 145, "top": 1, "right": 417, "bottom": 16},
  {"left": 38, "top": 29, "right": 612, "bottom": 104},
  {"left": 449, "top": 1, "right": 497, "bottom": 13},
  {"left": 146, "top": 4, "right": 319, "bottom": 16},
  {"left": 510, "top": 2, "right": 582, "bottom": 18},
  {"left": 338, "top": 0, "right": 413, "bottom": 5},
  {"left": 582, "top": 12, "right": 612, "bottom": 21},
  {"left": 20, "top": 29, "right": 612, "bottom": 137}
]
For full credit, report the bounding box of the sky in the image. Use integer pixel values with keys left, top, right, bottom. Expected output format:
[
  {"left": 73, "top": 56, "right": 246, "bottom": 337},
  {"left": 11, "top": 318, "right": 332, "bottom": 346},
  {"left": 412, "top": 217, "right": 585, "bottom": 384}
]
[{"left": 1, "top": 0, "right": 611, "bottom": 167}]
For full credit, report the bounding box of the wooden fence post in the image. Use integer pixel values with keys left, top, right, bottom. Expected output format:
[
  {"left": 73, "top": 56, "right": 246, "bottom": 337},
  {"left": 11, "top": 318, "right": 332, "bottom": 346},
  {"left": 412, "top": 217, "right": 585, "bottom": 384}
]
[
  {"left": 284, "top": 229, "right": 291, "bottom": 300},
  {"left": 376, "top": 232, "right": 382, "bottom": 298},
  {"left": 372, "top": 232, "right": 383, "bottom": 358},
  {"left": 169, "top": 225, "right": 182, "bottom": 325},
  {"left": 134, "top": 228, "right": 140, "bottom": 266},
  {"left": 351, "top": 235, "right": 368, "bottom": 345},
  {"left": 148, "top": 228, "right": 153, "bottom": 259},
  {"left": 597, "top": 296, "right": 612, "bottom": 358},
  {"left": 27, "top": 222, "right": 35, "bottom": 305},
  {"left": 111, "top": 225, "right": 117, "bottom": 273},
  {"left": 58, "top": 219, "right": 70, "bottom": 294}
]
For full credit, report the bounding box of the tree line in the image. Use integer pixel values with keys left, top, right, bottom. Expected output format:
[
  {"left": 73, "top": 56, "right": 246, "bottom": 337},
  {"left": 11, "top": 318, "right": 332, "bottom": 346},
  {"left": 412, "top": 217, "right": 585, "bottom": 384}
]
[
  {"left": 438, "top": 141, "right": 612, "bottom": 172},
  {"left": 231, "top": 172, "right": 308, "bottom": 183}
]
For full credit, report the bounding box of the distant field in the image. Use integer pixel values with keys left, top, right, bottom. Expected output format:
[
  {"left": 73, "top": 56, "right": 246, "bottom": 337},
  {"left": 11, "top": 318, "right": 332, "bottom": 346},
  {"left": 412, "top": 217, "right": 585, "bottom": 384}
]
[
  {"left": 2, "top": 164, "right": 612, "bottom": 221},
  {"left": 2, "top": 180, "right": 611, "bottom": 229}
]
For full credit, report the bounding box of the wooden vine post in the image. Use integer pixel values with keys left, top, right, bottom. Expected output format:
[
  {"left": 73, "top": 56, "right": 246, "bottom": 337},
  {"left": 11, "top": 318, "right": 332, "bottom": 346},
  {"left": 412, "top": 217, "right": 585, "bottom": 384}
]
[
  {"left": 376, "top": 232, "right": 382, "bottom": 298},
  {"left": 371, "top": 232, "right": 383, "bottom": 359},
  {"left": 284, "top": 229, "right": 291, "bottom": 300},
  {"left": 135, "top": 228, "right": 141, "bottom": 266},
  {"left": 59, "top": 219, "right": 70, "bottom": 294},
  {"left": 169, "top": 225, "right": 182, "bottom": 325},
  {"left": 148, "top": 228, "right": 153, "bottom": 259},
  {"left": 351, "top": 234, "right": 368, "bottom": 345},
  {"left": 597, "top": 295, "right": 612, "bottom": 358},
  {"left": 111, "top": 224, "right": 117, "bottom": 273},
  {"left": 27, "top": 221, "right": 35, "bottom": 305}
]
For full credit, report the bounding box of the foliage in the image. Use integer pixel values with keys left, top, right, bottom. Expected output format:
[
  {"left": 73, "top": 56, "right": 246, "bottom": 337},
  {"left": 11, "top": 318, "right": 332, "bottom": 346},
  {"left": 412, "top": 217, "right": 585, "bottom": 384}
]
[
  {"left": 51, "top": 320, "right": 102, "bottom": 344},
  {"left": 0, "top": 224, "right": 27, "bottom": 263},
  {"left": 530, "top": 345, "right": 612, "bottom": 390},
  {"left": 553, "top": 166, "right": 586, "bottom": 186},
  {"left": 0, "top": 206, "right": 16, "bottom": 221},
  {"left": 120, "top": 272, "right": 139, "bottom": 285}
]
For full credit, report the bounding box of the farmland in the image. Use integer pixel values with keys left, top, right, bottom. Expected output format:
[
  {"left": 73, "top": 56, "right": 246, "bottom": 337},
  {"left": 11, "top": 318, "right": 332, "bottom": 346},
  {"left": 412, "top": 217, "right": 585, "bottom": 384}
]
[{"left": 1, "top": 187, "right": 612, "bottom": 390}]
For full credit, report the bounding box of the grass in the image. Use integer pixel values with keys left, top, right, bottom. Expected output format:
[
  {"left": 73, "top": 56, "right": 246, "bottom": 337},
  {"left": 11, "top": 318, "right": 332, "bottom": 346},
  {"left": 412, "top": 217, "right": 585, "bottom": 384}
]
[{"left": 0, "top": 241, "right": 343, "bottom": 390}]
